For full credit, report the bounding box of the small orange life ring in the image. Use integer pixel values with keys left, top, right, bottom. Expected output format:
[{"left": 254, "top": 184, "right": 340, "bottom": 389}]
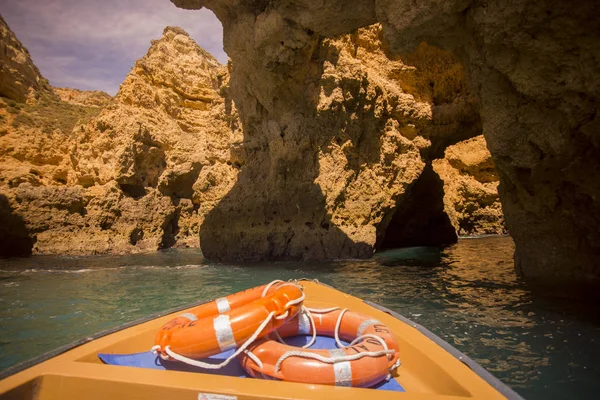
[
  {"left": 239, "top": 307, "right": 400, "bottom": 387},
  {"left": 153, "top": 281, "right": 304, "bottom": 360}
]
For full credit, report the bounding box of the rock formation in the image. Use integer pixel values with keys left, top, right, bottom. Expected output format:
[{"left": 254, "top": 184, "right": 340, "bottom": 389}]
[
  {"left": 0, "top": 16, "right": 105, "bottom": 195},
  {"left": 378, "top": 0, "right": 600, "bottom": 283},
  {"left": 0, "top": 24, "right": 240, "bottom": 255},
  {"left": 192, "top": 20, "right": 481, "bottom": 261},
  {"left": 64, "top": 26, "right": 240, "bottom": 253},
  {"left": 0, "top": 15, "right": 53, "bottom": 103},
  {"left": 1, "top": 14, "right": 504, "bottom": 258},
  {"left": 173, "top": 0, "right": 600, "bottom": 283},
  {"left": 0, "top": 15, "right": 110, "bottom": 256},
  {"left": 433, "top": 135, "right": 506, "bottom": 236}
]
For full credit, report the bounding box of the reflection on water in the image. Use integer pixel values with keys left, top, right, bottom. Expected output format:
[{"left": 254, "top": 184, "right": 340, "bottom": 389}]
[
  {"left": 1, "top": 237, "right": 599, "bottom": 399},
  {"left": 439, "top": 240, "right": 545, "bottom": 387}
]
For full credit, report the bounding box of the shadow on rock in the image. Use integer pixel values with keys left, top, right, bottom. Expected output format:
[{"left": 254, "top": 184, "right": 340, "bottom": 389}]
[
  {"left": 0, "top": 194, "right": 33, "bottom": 257},
  {"left": 198, "top": 21, "right": 481, "bottom": 262},
  {"left": 200, "top": 165, "right": 373, "bottom": 261},
  {"left": 380, "top": 164, "right": 457, "bottom": 249}
]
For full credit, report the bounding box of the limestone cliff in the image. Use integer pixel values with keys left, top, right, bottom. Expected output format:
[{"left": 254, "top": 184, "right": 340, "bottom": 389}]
[
  {"left": 62, "top": 26, "right": 240, "bottom": 253},
  {"left": 174, "top": 0, "right": 600, "bottom": 283},
  {"left": 193, "top": 20, "right": 481, "bottom": 261},
  {"left": 0, "top": 15, "right": 107, "bottom": 198},
  {"left": 1, "top": 14, "right": 502, "bottom": 258},
  {"left": 0, "top": 26, "right": 240, "bottom": 255},
  {"left": 0, "top": 15, "right": 54, "bottom": 103},
  {"left": 0, "top": 94, "right": 102, "bottom": 190},
  {"left": 376, "top": 0, "right": 600, "bottom": 283},
  {"left": 0, "top": 88, "right": 111, "bottom": 256},
  {"left": 0, "top": 31, "right": 109, "bottom": 257}
]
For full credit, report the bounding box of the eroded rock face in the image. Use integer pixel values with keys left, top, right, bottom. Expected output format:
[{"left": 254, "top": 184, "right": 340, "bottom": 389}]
[
  {"left": 0, "top": 92, "right": 106, "bottom": 255},
  {"left": 189, "top": 17, "right": 479, "bottom": 260},
  {"left": 0, "top": 193, "right": 32, "bottom": 256},
  {"left": 64, "top": 26, "right": 240, "bottom": 253},
  {"left": 174, "top": 0, "right": 600, "bottom": 282},
  {"left": 433, "top": 135, "right": 506, "bottom": 236},
  {"left": 0, "top": 16, "right": 107, "bottom": 208},
  {"left": 0, "top": 26, "right": 240, "bottom": 255},
  {"left": 1, "top": 13, "right": 499, "bottom": 258},
  {"left": 0, "top": 15, "right": 54, "bottom": 103},
  {"left": 375, "top": 0, "right": 600, "bottom": 283}
]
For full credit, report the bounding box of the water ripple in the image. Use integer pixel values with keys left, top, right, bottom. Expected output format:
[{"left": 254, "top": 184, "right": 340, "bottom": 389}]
[{"left": 0, "top": 237, "right": 598, "bottom": 399}]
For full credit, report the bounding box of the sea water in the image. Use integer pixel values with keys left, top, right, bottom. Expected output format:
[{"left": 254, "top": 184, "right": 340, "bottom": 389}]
[{"left": 0, "top": 236, "right": 598, "bottom": 399}]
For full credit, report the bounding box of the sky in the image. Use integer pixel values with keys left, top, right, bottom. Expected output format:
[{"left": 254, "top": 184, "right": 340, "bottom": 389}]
[{"left": 1, "top": 0, "right": 227, "bottom": 95}]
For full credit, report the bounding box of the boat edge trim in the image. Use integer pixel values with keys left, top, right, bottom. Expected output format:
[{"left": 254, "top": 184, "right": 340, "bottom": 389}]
[
  {"left": 0, "top": 299, "right": 213, "bottom": 380},
  {"left": 364, "top": 300, "right": 524, "bottom": 400}
]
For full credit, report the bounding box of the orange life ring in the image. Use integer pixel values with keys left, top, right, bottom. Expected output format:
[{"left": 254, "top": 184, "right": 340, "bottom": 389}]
[
  {"left": 239, "top": 308, "right": 400, "bottom": 387},
  {"left": 156, "top": 283, "right": 276, "bottom": 333},
  {"left": 154, "top": 281, "right": 304, "bottom": 360}
]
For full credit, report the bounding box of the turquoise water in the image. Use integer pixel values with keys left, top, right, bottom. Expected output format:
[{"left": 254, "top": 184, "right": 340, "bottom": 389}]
[{"left": 0, "top": 236, "right": 598, "bottom": 399}]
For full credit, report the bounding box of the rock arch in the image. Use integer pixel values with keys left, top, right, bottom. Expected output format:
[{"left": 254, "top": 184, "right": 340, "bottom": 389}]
[{"left": 173, "top": 0, "right": 600, "bottom": 284}]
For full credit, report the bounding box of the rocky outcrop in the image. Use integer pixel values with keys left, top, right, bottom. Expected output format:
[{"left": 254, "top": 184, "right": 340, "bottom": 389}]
[
  {"left": 433, "top": 135, "right": 506, "bottom": 236},
  {"left": 0, "top": 13, "right": 112, "bottom": 194},
  {"left": 377, "top": 0, "right": 600, "bottom": 283},
  {"left": 0, "top": 95, "right": 104, "bottom": 184},
  {"left": 191, "top": 20, "right": 479, "bottom": 261},
  {"left": 0, "top": 87, "right": 111, "bottom": 255},
  {"left": 8, "top": 183, "right": 178, "bottom": 254},
  {"left": 0, "top": 15, "right": 54, "bottom": 103},
  {"left": 0, "top": 26, "right": 240, "bottom": 255},
  {"left": 174, "top": 0, "right": 600, "bottom": 283},
  {"left": 63, "top": 26, "right": 240, "bottom": 253},
  {"left": 0, "top": 88, "right": 106, "bottom": 255}
]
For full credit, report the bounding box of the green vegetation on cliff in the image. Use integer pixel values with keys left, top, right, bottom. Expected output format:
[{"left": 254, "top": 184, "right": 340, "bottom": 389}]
[{"left": 1, "top": 94, "right": 104, "bottom": 136}]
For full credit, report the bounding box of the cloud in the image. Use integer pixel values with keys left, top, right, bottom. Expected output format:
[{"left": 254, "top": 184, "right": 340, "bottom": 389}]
[{"left": 1, "top": 0, "right": 226, "bottom": 95}]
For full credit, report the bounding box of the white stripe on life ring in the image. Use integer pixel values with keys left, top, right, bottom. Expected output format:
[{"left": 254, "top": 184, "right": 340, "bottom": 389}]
[
  {"left": 179, "top": 313, "right": 198, "bottom": 321},
  {"left": 298, "top": 311, "right": 311, "bottom": 335},
  {"left": 356, "top": 319, "right": 380, "bottom": 337},
  {"left": 213, "top": 314, "right": 236, "bottom": 352},
  {"left": 328, "top": 349, "right": 352, "bottom": 386},
  {"left": 216, "top": 297, "right": 231, "bottom": 314}
]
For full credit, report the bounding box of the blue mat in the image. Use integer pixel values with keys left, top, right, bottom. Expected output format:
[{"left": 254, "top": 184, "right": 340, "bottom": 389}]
[{"left": 99, "top": 335, "right": 404, "bottom": 392}]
